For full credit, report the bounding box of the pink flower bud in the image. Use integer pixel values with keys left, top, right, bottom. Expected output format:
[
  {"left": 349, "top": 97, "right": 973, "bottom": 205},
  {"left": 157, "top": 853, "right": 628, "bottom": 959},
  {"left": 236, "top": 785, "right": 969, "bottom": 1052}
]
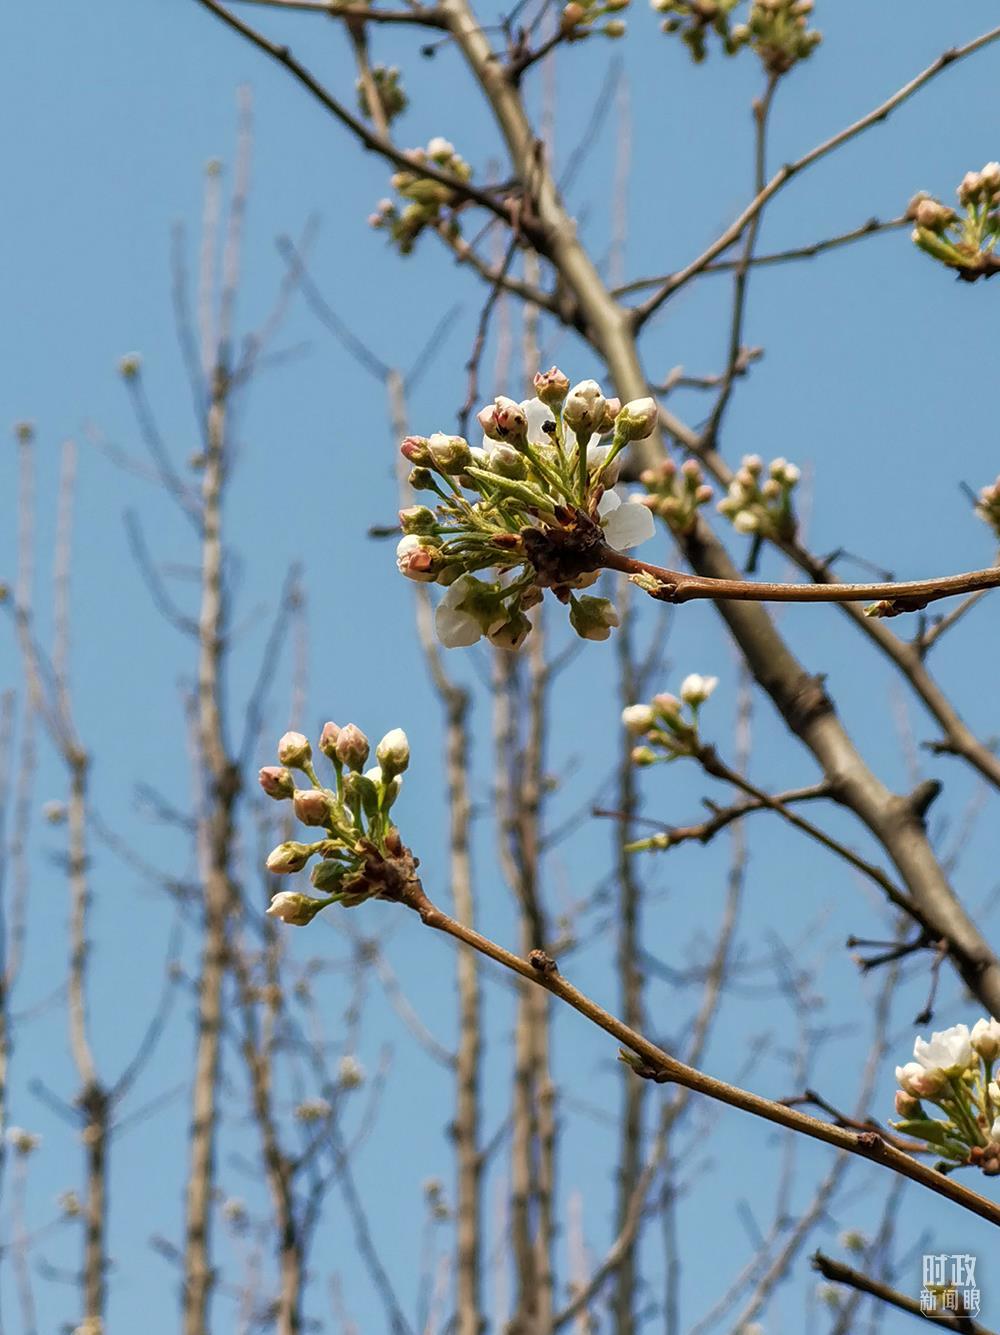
[
  {"left": 396, "top": 535, "right": 443, "bottom": 583},
  {"left": 894, "top": 1090, "right": 921, "bottom": 1118},
  {"left": 293, "top": 788, "right": 333, "bottom": 827},
  {"left": 400, "top": 435, "right": 431, "bottom": 465},
  {"left": 259, "top": 766, "right": 295, "bottom": 800},
  {"left": 277, "top": 732, "right": 312, "bottom": 769},
  {"left": 319, "top": 722, "right": 342, "bottom": 758},
  {"left": 336, "top": 724, "right": 370, "bottom": 772},
  {"left": 533, "top": 366, "right": 570, "bottom": 406},
  {"left": 492, "top": 396, "right": 528, "bottom": 439},
  {"left": 652, "top": 693, "right": 681, "bottom": 718}
]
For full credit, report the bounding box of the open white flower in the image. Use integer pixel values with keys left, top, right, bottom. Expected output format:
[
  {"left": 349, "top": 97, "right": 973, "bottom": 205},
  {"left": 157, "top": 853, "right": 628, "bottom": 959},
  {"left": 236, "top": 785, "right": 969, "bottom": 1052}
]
[
  {"left": 435, "top": 577, "right": 485, "bottom": 648},
  {"left": 434, "top": 575, "right": 506, "bottom": 649},
  {"left": 914, "top": 1023, "right": 973, "bottom": 1076},
  {"left": 598, "top": 490, "right": 655, "bottom": 550}
]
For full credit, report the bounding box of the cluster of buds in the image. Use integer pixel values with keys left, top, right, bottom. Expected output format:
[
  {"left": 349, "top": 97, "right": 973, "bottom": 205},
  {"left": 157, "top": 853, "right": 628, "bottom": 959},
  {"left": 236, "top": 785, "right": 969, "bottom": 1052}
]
[
  {"left": 893, "top": 1019, "right": 1000, "bottom": 1173},
  {"left": 621, "top": 674, "right": 719, "bottom": 848},
  {"left": 651, "top": 0, "right": 820, "bottom": 72},
  {"left": 396, "top": 370, "right": 659, "bottom": 649},
  {"left": 975, "top": 474, "right": 1000, "bottom": 541},
  {"left": 638, "top": 457, "right": 713, "bottom": 535},
  {"left": 261, "top": 724, "right": 419, "bottom": 923},
  {"left": 907, "top": 163, "right": 1000, "bottom": 281},
  {"left": 560, "top": 0, "right": 629, "bottom": 40},
  {"left": 356, "top": 65, "right": 408, "bottom": 124},
  {"left": 716, "top": 454, "right": 799, "bottom": 539},
  {"left": 369, "top": 138, "right": 472, "bottom": 255}
]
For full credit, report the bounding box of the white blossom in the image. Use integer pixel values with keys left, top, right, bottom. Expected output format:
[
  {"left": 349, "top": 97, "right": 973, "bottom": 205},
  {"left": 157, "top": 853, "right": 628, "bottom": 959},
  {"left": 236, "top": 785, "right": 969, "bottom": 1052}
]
[
  {"left": 913, "top": 1023, "right": 973, "bottom": 1076},
  {"left": 598, "top": 490, "right": 654, "bottom": 550}
]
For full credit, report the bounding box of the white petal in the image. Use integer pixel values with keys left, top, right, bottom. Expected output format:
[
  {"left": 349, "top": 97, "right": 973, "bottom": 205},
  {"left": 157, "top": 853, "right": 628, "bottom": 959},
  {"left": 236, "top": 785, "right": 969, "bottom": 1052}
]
[
  {"left": 520, "top": 397, "right": 552, "bottom": 444},
  {"left": 597, "top": 490, "right": 621, "bottom": 518},
  {"left": 435, "top": 603, "right": 481, "bottom": 648},
  {"left": 602, "top": 499, "right": 655, "bottom": 550}
]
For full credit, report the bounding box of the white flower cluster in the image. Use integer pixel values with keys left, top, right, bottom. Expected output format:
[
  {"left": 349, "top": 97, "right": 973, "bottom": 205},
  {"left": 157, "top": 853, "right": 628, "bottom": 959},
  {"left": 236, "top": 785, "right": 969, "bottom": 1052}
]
[
  {"left": 622, "top": 673, "right": 718, "bottom": 775},
  {"left": 370, "top": 138, "right": 472, "bottom": 255},
  {"left": 908, "top": 162, "right": 1000, "bottom": 281},
  {"left": 716, "top": 454, "right": 799, "bottom": 539},
  {"left": 397, "top": 370, "right": 659, "bottom": 650},
  {"left": 261, "top": 724, "right": 416, "bottom": 923},
  {"left": 893, "top": 1018, "right": 1000, "bottom": 1173}
]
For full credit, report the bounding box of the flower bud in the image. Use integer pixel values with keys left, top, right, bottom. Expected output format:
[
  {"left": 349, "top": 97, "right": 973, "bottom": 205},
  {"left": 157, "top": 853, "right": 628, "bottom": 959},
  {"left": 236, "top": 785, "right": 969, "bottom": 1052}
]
[
  {"left": 408, "top": 467, "right": 436, "bottom": 492},
  {"left": 604, "top": 20, "right": 626, "bottom": 37},
  {"left": 277, "top": 731, "right": 312, "bottom": 769},
  {"left": 971, "top": 1016, "right": 1000, "bottom": 1062},
  {"left": 561, "top": 2, "right": 585, "bottom": 28},
  {"left": 345, "top": 769, "right": 380, "bottom": 819},
  {"left": 914, "top": 198, "right": 955, "bottom": 232},
  {"left": 568, "top": 594, "right": 620, "bottom": 641},
  {"left": 563, "top": 380, "right": 607, "bottom": 439},
  {"left": 426, "top": 432, "right": 472, "bottom": 474},
  {"left": 733, "top": 511, "right": 759, "bottom": 534},
  {"left": 533, "top": 366, "right": 570, "bottom": 406},
  {"left": 266, "top": 890, "right": 328, "bottom": 925},
  {"left": 319, "top": 722, "right": 342, "bottom": 758},
  {"left": 488, "top": 444, "right": 528, "bottom": 479},
  {"left": 958, "top": 171, "right": 983, "bottom": 206},
  {"left": 622, "top": 703, "right": 655, "bottom": 734},
  {"left": 631, "top": 745, "right": 657, "bottom": 767},
  {"left": 894, "top": 1089, "right": 921, "bottom": 1118},
  {"left": 397, "top": 534, "right": 444, "bottom": 583},
  {"left": 266, "top": 841, "right": 314, "bottom": 874},
  {"left": 336, "top": 724, "right": 370, "bottom": 772},
  {"left": 401, "top": 435, "right": 432, "bottom": 465},
  {"left": 119, "top": 353, "right": 142, "bottom": 380},
  {"left": 259, "top": 766, "right": 295, "bottom": 800},
  {"left": 293, "top": 788, "right": 334, "bottom": 827},
  {"left": 376, "top": 727, "right": 410, "bottom": 780},
  {"left": 427, "top": 136, "right": 455, "bottom": 160},
  {"left": 680, "top": 673, "right": 718, "bottom": 706},
  {"left": 399, "top": 505, "right": 437, "bottom": 534},
  {"left": 616, "top": 397, "right": 658, "bottom": 441},
  {"left": 311, "top": 858, "right": 346, "bottom": 893},
  {"left": 652, "top": 693, "right": 681, "bottom": 719},
  {"left": 981, "top": 161, "right": 1000, "bottom": 193}
]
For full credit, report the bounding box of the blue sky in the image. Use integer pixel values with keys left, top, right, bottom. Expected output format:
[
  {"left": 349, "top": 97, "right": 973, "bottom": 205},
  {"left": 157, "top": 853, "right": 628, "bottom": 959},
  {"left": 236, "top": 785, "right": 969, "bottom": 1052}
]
[{"left": 4, "top": 0, "right": 1000, "bottom": 1330}]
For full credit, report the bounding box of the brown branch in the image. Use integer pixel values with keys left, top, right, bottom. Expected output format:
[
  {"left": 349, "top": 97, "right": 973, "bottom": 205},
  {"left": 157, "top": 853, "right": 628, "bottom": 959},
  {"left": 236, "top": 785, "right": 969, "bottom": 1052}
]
[
  {"left": 398, "top": 884, "right": 1000, "bottom": 1226},
  {"left": 600, "top": 542, "right": 1000, "bottom": 614},
  {"left": 613, "top": 216, "right": 907, "bottom": 297},
  {"left": 193, "top": 0, "right": 519, "bottom": 229},
  {"left": 232, "top": 0, "right": 446, "bottom": 23},
  {"left": 813, "top": 1251, "right": 996, "bottom": 1334}
]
